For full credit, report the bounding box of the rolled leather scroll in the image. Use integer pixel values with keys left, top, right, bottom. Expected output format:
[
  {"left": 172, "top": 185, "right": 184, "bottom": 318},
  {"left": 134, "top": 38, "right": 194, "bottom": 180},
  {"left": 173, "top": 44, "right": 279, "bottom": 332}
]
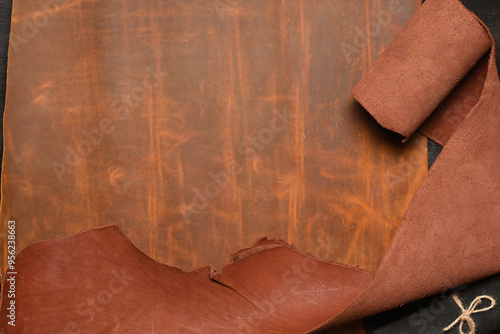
[{"left": 1, "top": 0, "right": 500, "bottom": 333}]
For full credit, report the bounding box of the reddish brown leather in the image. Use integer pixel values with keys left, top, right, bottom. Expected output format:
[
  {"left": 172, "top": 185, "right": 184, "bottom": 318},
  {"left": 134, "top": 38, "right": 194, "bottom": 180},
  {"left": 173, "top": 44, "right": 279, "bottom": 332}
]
[
  {"left": 318, "top": 0, "right": 500, "bottom": 329},
  {"left": 0, "top": 226, "right": 373, "bottom": 333},
  {"left": 2, "top": 0, "right": 500, "bottom": 333}
]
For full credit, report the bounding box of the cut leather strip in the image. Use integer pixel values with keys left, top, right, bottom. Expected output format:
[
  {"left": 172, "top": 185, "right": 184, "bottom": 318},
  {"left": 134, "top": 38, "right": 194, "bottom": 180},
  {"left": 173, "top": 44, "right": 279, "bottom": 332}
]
[
  {"left": 1, "top": 0, "right": 500, "bottom": 333},
  {"left": 0, "top": 226, "right": 372, "bottom": 333}
]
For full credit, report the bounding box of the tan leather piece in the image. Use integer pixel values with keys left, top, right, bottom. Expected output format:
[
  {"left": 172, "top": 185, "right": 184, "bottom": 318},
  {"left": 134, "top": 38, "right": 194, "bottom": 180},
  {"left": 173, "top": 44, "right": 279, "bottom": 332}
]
[
  {"left": 2, "top": 0, "right": 500, "bottom": 333},
  {"left": 0, "top": 0, "right": 424, "bottom": 277}
]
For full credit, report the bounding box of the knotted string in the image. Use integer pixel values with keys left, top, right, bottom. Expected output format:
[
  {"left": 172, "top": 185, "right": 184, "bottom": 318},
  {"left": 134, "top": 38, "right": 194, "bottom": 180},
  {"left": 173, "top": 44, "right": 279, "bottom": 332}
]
[{"left": 443, "top": 293, "right": 496, "bottom": 334}]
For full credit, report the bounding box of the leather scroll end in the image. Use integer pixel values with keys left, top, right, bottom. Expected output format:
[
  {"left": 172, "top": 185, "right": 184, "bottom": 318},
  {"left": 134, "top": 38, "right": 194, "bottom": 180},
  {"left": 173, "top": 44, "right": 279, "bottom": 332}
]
[{"left": 352, "top": 0, "right": 491, "bottom": 142}]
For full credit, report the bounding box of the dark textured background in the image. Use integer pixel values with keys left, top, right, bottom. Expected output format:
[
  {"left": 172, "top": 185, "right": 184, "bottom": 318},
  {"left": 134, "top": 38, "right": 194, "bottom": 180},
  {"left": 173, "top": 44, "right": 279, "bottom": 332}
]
[
  {"left": 364, "top": 273, "right": 500, "bottom": 334},
  {"left": 0, "top": 0, "right": 11, "bottom": 172}
]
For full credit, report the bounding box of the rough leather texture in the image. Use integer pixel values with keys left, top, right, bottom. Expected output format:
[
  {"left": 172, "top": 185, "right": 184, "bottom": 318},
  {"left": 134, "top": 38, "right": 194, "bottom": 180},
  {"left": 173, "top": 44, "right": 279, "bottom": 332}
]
[
  {"left": 1, "top": 226, "right": 373, "bottom": 333},
  {"left": 352, "top": 0, "right": 491, "bottom": 142},
  {"left": 0, "top": 0, "right": 425, "bottom": 277},
  {"left": 1, "top": 0, "right": 500, "bottom": 333}
]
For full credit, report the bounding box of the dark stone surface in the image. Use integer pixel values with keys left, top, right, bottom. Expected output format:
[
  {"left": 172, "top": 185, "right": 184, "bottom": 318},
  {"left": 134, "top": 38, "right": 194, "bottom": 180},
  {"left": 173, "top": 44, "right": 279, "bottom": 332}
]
[
  {"left": 0, "top": 1, "right": 12, "bottom": 173},
  {"left": 364, "top": 273, "right": 500, "bottom": 334}
]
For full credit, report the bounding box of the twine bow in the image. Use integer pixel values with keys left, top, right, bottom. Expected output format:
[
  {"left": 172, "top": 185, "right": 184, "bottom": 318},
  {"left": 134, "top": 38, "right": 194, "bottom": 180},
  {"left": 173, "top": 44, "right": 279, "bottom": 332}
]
[{"left": 443, "top": 293, "right": 496, "bottom": 334}]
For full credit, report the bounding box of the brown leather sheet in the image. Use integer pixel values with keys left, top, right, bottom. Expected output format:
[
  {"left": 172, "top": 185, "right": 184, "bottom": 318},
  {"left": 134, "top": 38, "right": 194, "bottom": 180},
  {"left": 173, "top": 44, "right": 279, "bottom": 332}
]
[
  {"left": 0, "top": 0, "right": 424, "bottom": 275},
  {"left": 2, "top": 0, "right": 500, "bottom": 333}
]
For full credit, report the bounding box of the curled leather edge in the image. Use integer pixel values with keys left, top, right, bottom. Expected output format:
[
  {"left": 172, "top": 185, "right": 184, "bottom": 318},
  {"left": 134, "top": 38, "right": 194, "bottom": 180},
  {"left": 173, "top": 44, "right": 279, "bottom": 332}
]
[{"left": 313, "top": 0, "right": 500, "bottom": 331}]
